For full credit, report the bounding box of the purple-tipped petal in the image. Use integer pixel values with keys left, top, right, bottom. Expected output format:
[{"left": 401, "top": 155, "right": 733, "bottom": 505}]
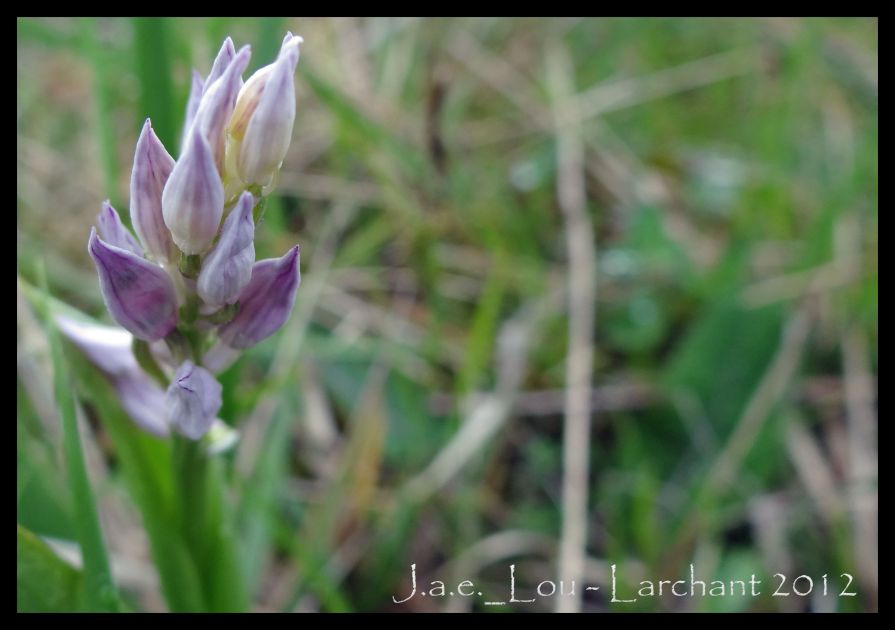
[
  {"left": 130, "top": 119, "right": 177, "bottom": 263},
  {"left": 218, "top": 245, "right": 300, "bottom": 349},
  {"left": 56, "top": 315, "right": 170, "bottom": 437},
  {"left": 165, "top": 360, "right": 222, "bottom": 440},
  {"left": 88, "top": 228, "right": 178, "bottom": 341},
  {"left": 235, "top": 42, "right": 300, "bottom": 186},
  {"left": 97, "top": 201, "right": 143, "bottom": 257},
  {"left": 204, "top": 37, "right": 236, "bottom": 93},
  {"left": 181, "top": 69, "right": 205, "bottom": 149},
  {"left": 192, "top": 46, "right": 251, "bottom": 172},
  {"left": 162, "top": 130, "right": 224, "bottom": 255},
  {"left": 196, "top": 192, "right": 255, "bottom": 307}
]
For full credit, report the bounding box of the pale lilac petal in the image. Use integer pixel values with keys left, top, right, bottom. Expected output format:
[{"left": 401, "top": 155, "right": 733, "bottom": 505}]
[
  {"left": 181, "top": 69, "right": 205, "bottom": 150},
  {"left": 236, "top": 43, "right": 299, "bottom": 186},
  {"left": 97, "top": 201, "right": 143, "bottom": 257},
  {"left": 196, "top": 192, "right": 255, "bottom": 307},
  {"left": 149, "top": 338, "right": 176, "bottom": 369},
  {"left": 279, "top": 32, "right": 303, "bottom": 55},
  {"left": 230, "top": 33, "right": 303, "bottom": 141},
  {"left": 204, "top": 37, "right": 236, "bottom": 92},
  {"left": 130, "top": 119, "right": 177, "bottom": 263},
  {"left": 192, "top": 46, "right": 251, "bottom": 172},
  {"left": 56, "top": 315, "right": 138, "bottom": 377},
  {"left": 218, "top": 245, "right": 300, "bottom": 349},
  {"left": 88, "top": 228, "right": 178, "bottom": 341},
  {"left": 165, "top": 360, "right": 223, "bottom": 440},
  {"left": 56, "top": 315, "right": 170, "bottom": 437},
  {"left": 202, "top": 341, "right": 240, "bottom": 374},
  {"left": 162, "top": 130, "right": 224, "bottom": 255}
]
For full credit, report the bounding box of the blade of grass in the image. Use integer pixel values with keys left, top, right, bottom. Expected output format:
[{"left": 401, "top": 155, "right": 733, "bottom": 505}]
[
  {"left": 36, "top": 261, "right": 119, "bottom": 612},
  {"left": 237, "top": 392, "right": 293, "bottom": 592},
  {"left": 456, "top": 248, "right": 507, "bottom": 396},
  {"left": 254, "top": 17, "right": 287, "bottom": 71},
  {"left": 302, "top": 66, "right": 425, "bottom": 178},
  {"left": 132, "top": 17, "right": 177, "bottom": 151}
]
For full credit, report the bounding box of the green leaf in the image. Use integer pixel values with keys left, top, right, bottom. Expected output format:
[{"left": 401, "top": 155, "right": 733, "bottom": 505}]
[
  {"left": 17, "top": 525, "right": 85, "bottom": 612},
  {"left": 16, "top": 406, "right": 77, "bottom": 541},
  {"left": 665, "top": 295, "right": 783, "bottom": 437}
]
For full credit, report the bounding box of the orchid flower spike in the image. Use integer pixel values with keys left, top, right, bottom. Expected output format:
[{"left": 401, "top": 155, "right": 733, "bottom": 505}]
[{"left": 86, "top": 33, "right": 304, "bottom": 441}]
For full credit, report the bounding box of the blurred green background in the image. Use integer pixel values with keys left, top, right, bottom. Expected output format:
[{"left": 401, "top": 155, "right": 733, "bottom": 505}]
[{"left": 17, "top": 17, "right": 877, "bottom": 612}]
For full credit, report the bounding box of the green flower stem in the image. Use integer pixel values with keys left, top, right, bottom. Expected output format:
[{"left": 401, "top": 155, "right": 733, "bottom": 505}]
[
  {"left": 168, "top": 303, "right": 248, "bottom": 611},
  {"left": 173, "top": 436, "right": 208, "bottom": 560},
  {"left": 170, "top": 434, "right": 248, "bottom": 611}
]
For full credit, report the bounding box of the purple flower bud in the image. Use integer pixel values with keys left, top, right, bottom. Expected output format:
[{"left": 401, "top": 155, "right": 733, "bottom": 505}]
[
  {"left": 204, "top": 37, "right": 236, "bottom": 92},
  {"left": 162, "top": 130, "right": 224, "bottom": 255},
  {"left": 130, "top": 119, "right": 177, "bottom": 263},
  {"left": 218, "top": 245, "right": 300, "bottom": 349},
  {"left": 165, "top": 360, "right": 222, "bottom": 440},
  {"left": 229, "top": 36, "right": 302, "bottom": 186},
  {"left": 87, "top": 228, "right": 178, "bottom": 342},
  {"left": 181, "top": 70, "right": 205, "bottom": 150},
  {"left": 97, "top": 200, "right": 143, "bottom": 257},
  {"left": 192, "top": 46, "right": 251, "bottom": 173},
  {"left": 197, "top": 192, "right": 255, "bottom": 307}
]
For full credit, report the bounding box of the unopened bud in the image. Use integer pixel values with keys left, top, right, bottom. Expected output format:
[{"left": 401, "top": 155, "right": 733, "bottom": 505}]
[
  {"left": 87, "top": 228, "right": 178, "bottom": 341},
  {"left": 197, "top": 192, "right": 255, "bottom": 307},
  {"left": 162, "top": 130, "right": 224, "bottom": 255},
  {"left": 218, "top": 245, "right": 300, "bottom": 349},
  {"left": 130, "top": 119, "right": 177, "bottom": 263}
]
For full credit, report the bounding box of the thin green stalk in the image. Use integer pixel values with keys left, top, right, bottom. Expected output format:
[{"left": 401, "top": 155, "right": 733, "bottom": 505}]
[
  {"left": 170, "top": 434, "right": 248, "bottom": 611},
  {"left": 253, "top": 17, "right": 287, "bottom": 71},
  {"left": 173, "top": 437, "right": 209, "bottom": 556},
  {"left": 38, "top": 262, "right": 119, "bottom": 612},
  {"left": 132, "top": 17, "right": 177, "bottom": 151},
  {"left": 168, "top": 323, "right": 248, "bottom": 611}
]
